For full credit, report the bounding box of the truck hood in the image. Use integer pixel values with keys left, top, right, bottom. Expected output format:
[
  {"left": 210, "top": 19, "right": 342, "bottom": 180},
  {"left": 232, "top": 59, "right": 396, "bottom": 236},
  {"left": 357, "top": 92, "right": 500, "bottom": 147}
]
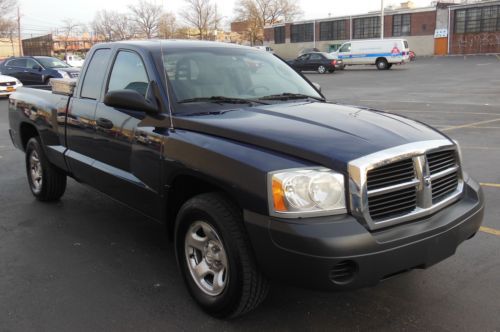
[{"left": 173, "top": 102, "right": 448, "bottom": 172}]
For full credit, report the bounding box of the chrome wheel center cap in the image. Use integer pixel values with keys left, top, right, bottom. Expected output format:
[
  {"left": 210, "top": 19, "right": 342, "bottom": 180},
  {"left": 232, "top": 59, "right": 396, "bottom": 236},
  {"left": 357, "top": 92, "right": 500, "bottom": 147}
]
[{"left": 204, "top": 241, "right": 222, "bottom": 270}]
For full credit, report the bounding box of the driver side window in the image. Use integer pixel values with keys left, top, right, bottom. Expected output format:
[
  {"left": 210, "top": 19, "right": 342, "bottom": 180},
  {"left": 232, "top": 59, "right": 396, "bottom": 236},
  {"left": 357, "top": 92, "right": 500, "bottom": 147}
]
[
  {"left": 298, "top": 54, "right": 309, "bottom": 61},
  {"left": 339, "top": 43, "right": 351, "bottom": 53},
  {"left": 107, "top": 51, "right": 149, "bottom": 97}
]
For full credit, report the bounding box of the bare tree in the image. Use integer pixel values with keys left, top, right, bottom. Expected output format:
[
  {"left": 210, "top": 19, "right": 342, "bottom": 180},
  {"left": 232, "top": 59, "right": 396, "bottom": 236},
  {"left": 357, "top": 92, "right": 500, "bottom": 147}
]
[
  {"left": 60, "top": 19, "right": 83, "bottom": 55},
  {"left": 180, "top": 0, "right": 219, "bottom": 40},
  {"left": 112, "top": 14, "right": 136, "bottom": 40},
  {"left": 129, "top": 0, "right": 162, "bottom": 39},
  {"left": 234, "top": 0, "right": 301, "bottom": 44},
  {"left": 0, "top": 0, "right": 17, "bottom": 38},
  {"left": 159, "top": 12, "right": 178, "bottom": 39},
  {"left": 92, "top": 10, "right": 135, "bottom": 42},
  {"left": 92, "top": 10, "right": 115, "bottom": 42}
]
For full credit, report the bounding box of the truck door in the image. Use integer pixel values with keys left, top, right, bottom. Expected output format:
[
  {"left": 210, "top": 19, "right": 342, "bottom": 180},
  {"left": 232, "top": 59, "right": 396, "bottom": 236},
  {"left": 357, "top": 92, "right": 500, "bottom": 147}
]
[{"left": 92, "top": 50, "right": 163, "bottom": 219}]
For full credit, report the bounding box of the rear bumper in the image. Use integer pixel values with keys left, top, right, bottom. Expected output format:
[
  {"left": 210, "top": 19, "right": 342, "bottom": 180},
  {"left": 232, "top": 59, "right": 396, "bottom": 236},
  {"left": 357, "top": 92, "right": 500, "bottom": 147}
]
[{"left": 244, "top": 176, "right": 484, "bottom": 290}]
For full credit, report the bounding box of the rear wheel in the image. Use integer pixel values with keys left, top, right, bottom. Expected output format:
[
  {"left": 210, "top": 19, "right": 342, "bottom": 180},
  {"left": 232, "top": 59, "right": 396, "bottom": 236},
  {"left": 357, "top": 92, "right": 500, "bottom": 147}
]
[
  {"left": 317, "top": 65, "right": 327, "bottom": 74},
  {"left": 25, "top": 137, "right": 66, "bottom": 201},
  {"left": 376, "top": 58, "right": 389, "bottom": 70},
  {"left": 175, "top": 193, "right": 269, "bottom": 318}
]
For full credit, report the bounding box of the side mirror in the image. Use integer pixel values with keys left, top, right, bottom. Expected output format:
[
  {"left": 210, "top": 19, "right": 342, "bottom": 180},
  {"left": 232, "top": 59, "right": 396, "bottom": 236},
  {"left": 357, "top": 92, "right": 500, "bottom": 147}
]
[
  {"left": 34, "top": 65, "right": 42, "bottom": 71},
  {"left": 312, "top": 82, "right": 321, "bottom": 92},
  {"left": 104, "top": 89, "right": 159, "bottom": 114}
]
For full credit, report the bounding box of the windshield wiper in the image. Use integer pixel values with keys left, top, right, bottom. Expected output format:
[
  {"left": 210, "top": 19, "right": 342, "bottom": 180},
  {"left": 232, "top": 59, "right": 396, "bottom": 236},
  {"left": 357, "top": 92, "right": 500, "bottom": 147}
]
[
  {"left": 259, "top": 93, "right": 325, "bottom": 102},
  {"left": 177, "top": 96, "right": 269, "bottom": 105}
]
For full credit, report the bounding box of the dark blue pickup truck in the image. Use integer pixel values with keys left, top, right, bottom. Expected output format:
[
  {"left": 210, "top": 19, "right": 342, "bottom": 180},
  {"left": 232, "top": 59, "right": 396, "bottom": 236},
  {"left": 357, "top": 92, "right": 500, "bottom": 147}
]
[{"left": 8, "top": 40, "right": 484, "bottom": 318}]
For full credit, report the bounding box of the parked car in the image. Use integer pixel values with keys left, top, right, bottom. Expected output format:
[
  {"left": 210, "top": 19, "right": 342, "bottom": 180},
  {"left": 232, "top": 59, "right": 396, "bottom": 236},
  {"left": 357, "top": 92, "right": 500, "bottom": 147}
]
[
  {"left": 287, "top": 52, "right": 340, "bottom": 73},
  {"left": 331, "top": 39, "right": 410, "bottom": 70},
  {"left": 0, "top": 74, "right": 23, "bottom": 97},
  {"left": 0, "top": 56, "right": 80, "bottom": 85},
  {"left": 64, "top": 54, "right": 85, "bottom": 67},
  {"left": 8, "top": 40, "right": 484, "bottom": 318}
]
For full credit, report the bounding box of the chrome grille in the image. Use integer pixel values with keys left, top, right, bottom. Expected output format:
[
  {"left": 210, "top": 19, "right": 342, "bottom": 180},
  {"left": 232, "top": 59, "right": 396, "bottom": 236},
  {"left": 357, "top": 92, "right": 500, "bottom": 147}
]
[
  {"left": 348, "top": 140, "right": 464, "bottom": 231},
  {"left": 367, "top": 158, "right": 415, "bottom": 191}
]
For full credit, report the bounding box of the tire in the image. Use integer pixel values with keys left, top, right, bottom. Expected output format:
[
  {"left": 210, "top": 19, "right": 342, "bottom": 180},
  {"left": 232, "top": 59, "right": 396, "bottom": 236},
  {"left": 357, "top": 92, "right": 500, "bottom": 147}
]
[
  {"left": 44, "top": 77, "right": 52, "bottom": 85},
  {"left": 317, "top": 65, "right": 327, "bottom": 74},
  {"left": 376, "top": 58, "right": 389, "bottom": 70},
  {"left": 387, "top": 63, "right": 393, "bottom": 69},
  {"left": 25, "top": 137, "right": 67, "bottom": 201},
  {"left": 175, "top": 192, "right": 269, "bottom": 318}
]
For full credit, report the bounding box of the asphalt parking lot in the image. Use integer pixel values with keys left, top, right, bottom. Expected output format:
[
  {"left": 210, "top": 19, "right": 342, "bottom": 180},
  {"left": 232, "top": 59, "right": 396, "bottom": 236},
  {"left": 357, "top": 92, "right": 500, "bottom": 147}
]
[{"left": 1, "top": 55, "right": 499, "bottom": 331}]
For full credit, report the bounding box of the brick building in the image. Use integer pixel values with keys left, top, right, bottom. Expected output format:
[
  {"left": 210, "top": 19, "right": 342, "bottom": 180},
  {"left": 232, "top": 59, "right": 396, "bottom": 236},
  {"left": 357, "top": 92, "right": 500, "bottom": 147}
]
[{"left": 263, "top": 1, "right": 500, "bottom": 58}]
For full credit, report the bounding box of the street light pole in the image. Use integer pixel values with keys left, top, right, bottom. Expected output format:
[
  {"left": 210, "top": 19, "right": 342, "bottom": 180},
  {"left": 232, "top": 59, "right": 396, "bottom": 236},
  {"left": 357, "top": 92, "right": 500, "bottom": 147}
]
[{"left": 381, "top": 0, "right": 384, "bottom": 39}]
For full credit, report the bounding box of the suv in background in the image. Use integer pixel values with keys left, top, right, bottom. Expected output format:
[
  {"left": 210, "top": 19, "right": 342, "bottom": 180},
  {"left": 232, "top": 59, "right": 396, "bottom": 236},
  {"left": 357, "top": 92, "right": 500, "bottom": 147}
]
[{"left": 0, "top": 56, "right": 80, "bottom": 85}]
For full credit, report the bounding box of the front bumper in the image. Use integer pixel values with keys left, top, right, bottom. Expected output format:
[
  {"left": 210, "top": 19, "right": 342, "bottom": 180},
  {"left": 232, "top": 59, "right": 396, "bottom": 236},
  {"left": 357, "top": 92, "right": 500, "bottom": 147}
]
[{"left": 244, "top": 177, "right": 484, "bottom": 290}]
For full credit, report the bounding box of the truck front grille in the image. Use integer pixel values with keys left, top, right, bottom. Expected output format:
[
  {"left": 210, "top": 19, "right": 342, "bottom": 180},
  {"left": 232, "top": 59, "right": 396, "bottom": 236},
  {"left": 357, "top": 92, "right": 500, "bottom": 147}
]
[{"left": 348, "top": 141, "right": 464, "bottom": 231}]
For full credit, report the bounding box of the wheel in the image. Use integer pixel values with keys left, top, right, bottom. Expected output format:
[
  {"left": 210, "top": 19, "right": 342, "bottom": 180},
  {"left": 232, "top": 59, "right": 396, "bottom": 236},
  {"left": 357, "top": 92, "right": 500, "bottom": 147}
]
[
  {"left": 175, "top": 193, "right": 269, "bottom": 318},
  {"left": 44, "top": 77, "right": 52, "bottom": 85},
  {"left": 317, "top": 65, "right": 327, "bottom": 74},
  {"left": 328, "top": 69, "right": 334, "bottom": 73},
  {"left": 387, "top": 63, "right": 393, "bottom": 69},
  {"left": 25, "top": 137, "right": 66, "bottom": 201},
  {"left": 376, "top": 58, "right": 389, "bottom": 70}
]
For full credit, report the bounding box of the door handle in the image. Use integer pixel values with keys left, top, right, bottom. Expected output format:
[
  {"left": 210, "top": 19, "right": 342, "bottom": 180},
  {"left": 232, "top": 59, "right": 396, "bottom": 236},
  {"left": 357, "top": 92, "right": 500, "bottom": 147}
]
[{"left": 96, "top": 117, "right": 114, "bottom": 130}]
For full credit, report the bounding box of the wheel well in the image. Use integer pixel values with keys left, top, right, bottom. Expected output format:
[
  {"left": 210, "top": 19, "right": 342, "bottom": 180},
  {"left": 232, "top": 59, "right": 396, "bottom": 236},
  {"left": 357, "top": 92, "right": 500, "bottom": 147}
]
[
  {"left": 376, "top": 57, "right": 387, "bottom": 64},
  {"left": 20, "top": 122, "right": 39, "bottom": 150},
  {"left": 166, "top": 175, "right": 237, "bottom": 240}
]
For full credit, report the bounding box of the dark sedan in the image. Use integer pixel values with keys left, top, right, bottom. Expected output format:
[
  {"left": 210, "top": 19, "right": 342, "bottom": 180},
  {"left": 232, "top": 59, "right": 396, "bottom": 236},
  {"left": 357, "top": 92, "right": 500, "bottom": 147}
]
[
  {"left": 287, "top": 52, "right": 340, "bottom": 74},
  {"left": 0, "top": 56, "right": 80, "bottom": 85}
]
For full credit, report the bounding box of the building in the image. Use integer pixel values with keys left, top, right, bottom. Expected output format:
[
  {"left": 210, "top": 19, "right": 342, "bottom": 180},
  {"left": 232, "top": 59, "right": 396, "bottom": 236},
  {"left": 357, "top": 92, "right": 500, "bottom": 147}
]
[
  {"left": 0, "top": 38, "right": 20, "bottom": 59},
  {"left": 264, "top": 1, "right": 500, "bottom": 58}
]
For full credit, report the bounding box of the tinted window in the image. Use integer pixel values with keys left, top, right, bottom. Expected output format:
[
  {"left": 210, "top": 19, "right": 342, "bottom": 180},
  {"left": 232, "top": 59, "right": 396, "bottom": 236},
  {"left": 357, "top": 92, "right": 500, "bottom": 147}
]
[
  {"left": 81, "top": 49, "right": 111, "bottom": 100},
  {"left": 309, "top": 54, "right": 322, "bottom": 60},
  {"left": 108, "top": 51, "right": 149, "bottom": 97},
  {"left": 26, "top": 59, "right": 40, "bottom": 69},
  {"left": 7, "top": 59, "right": 27, "bottom": 67}
]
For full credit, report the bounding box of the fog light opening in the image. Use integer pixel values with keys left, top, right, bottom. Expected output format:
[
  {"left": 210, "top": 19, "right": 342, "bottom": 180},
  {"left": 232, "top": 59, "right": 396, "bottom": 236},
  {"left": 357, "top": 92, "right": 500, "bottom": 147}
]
[{"left": 329, "top": 260, "right": 358, "bottom": 285}]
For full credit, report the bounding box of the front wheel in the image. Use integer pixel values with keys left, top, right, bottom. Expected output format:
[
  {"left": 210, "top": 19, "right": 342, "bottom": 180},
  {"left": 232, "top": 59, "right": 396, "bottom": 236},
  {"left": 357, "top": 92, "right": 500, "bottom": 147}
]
[
  {"left": 25, "top": 137, "right": 66, "bottom": 201},
  {"left": 175, "top": 193, "right": 269, "bottom": 318}
]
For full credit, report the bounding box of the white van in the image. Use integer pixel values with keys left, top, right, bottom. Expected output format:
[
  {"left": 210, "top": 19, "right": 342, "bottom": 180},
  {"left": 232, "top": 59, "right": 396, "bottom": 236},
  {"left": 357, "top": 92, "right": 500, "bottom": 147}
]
[
  {"left": 65, "top": 54, "right": 85, "bottom": 68},
  {"left": 332, "top": 39, "right": 410, "bottom": 70}
]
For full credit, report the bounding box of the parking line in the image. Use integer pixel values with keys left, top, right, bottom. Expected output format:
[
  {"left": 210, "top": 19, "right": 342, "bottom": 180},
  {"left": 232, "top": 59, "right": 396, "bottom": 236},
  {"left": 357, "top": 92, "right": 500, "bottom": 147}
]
[
  {"left": 480, "top": 226, "right": 500, "bottom": 237},
  {"left": 393, "top": 110, "right": 500, "bottom": 116},
  {"left": 441, "top": 118, "right": 500, "bottom": 132},
  {"left": 480, "top": 183, "right": 500, "bottom": 188}
]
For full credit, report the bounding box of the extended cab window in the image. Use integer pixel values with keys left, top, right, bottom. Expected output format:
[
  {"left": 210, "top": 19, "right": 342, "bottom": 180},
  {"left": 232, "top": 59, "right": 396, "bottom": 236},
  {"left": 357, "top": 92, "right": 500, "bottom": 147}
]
[
  {"left": 80, "top": 49, "right": 111, "bottom": 100},
  {"left": 107, "top": 51, "right": 149, "bottom": 97}
]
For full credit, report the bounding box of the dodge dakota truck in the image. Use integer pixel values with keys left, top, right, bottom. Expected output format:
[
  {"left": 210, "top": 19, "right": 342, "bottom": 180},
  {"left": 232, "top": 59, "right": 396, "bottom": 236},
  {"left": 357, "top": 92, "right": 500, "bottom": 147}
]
[{"left": 8, "top": 40, "right": 484, "bottom": 318}]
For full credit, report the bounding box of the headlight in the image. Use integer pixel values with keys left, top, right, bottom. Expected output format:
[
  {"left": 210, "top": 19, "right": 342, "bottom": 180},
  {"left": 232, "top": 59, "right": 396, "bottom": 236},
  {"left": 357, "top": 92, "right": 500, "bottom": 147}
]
[
  {"left": 57, "top": 70, "right": 70, "bottom": 78},
  {"left": 268, "top": 168, "right": 346, "bottom": 218}
]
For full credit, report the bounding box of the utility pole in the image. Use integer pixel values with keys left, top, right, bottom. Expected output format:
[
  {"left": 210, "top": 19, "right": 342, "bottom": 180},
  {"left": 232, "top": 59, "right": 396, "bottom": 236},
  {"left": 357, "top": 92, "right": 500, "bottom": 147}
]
[
  {"left": 17, "top": 6, "right": 23, "bottom": 56},
  {"left": 380, "top": 0, "right": 384, "bottom": 39}
]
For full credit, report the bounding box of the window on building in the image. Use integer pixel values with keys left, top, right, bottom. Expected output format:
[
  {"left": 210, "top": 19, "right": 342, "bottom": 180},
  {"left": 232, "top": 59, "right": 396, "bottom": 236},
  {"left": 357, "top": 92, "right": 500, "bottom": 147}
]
[
  {"left": 393, "top": 14, "right": 411, "bottom": 36},
  {"left": 274, "top": 26, "right": 285, "bottom": 44},
  {"left": 319, "top": 20, "right": 346, "bottom": 41},
  {"left": 455, "top": 5, "right": 500, "bottom": 33},
  {"left": 290, "top": 23, "right": 314, "bottom": 43},
  {"left": 353, "top": 17, "right": 380, "bottom": 39}
]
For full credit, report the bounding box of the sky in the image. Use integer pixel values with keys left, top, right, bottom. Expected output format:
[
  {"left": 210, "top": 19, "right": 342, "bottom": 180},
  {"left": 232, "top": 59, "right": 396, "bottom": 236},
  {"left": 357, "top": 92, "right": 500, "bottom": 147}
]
[{"left": 18, "top": 0, "right": 433, "bottom": 37}]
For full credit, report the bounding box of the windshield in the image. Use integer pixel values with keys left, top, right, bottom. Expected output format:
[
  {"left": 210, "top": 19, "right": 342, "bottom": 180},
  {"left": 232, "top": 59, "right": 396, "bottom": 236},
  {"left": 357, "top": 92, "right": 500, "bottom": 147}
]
[
  {"left": 161, "top": 43, "right": 322, "bottom": 109},
  {"left": 36, "top": 57, "right": 70, "bottom": 69}
]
